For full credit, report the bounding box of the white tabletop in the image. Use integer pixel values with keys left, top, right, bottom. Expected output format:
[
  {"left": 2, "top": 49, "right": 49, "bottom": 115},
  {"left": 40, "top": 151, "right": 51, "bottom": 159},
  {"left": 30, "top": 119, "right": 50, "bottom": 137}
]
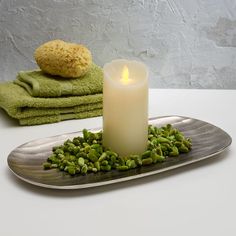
[{"left": 0, "top": 89, "right": 235, "bottom": 236}]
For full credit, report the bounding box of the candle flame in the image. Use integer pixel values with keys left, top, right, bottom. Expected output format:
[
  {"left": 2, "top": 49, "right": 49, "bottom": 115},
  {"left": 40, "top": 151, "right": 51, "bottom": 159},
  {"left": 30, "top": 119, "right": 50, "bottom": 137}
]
[{"left": 122, "top": 65, "right": 129, "bottom": 82}]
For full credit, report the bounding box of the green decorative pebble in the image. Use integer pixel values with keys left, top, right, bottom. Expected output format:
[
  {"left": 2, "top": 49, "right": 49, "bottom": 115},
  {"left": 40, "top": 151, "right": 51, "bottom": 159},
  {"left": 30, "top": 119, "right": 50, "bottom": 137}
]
[
  {"left": 151, "top": 153, "right": 165, "bottom": 163},
  {"left": 101, "top": 160, "right": 109, "bottom": 166},
  {"left": 98, "top": 152, "right": 107, "bottom": 162},
  {"left": 43, "top": 162, "right": 51, "bottom": 169},
  {"left": 116, "top": 165, "right": 129, "bottom": 171},
  {"left": 51, "top": 164, "right": 58, "bottom": 168},
  {"left": 179, "top": 144, "right": 189, "bottom": 153},
  {"left": 68, "top": 166, "right": 76, "bottom": 175},
  {"left": 94, "top": 161, "right": 100, "bottom": 171},
  {"left": 169, "top": 146, "right": 179, "bottom": 156},
  {"left": 78, "top": 157, "right": 85, "bottom": 166},
  {"left": 142, "top": 158, "right": 153, "bottom": 165},
  {"left": 81, "top": 164, "right": 88, "bottom": 174},
  {"left": 141, "top": 150, "right": 151, "bottom": 159},
  {"left": 101, "top": 165, "right": 111, "bottom": 171},
  {"left": 126, "top": 160, "right": 137, "bottom": 169},
  {"left": 87, "top": 150, "right": 98, "bottom": 162},
  {"left": 156, "top": 137, "right": 170, "bottom": 143}
]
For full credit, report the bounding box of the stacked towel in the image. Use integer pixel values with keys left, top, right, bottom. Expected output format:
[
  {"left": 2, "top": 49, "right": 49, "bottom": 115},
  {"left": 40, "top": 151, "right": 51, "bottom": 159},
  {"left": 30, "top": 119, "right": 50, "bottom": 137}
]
[
  {"left": 0, "top": 64, "right": 103, "bottom": 125},
  {"left": 14, "top": 63, "right": 103, "bottom": 97}
]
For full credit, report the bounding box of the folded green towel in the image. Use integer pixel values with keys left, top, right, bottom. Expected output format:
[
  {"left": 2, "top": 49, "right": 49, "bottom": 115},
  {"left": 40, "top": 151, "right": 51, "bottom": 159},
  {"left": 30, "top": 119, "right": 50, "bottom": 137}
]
[
  {"left": 19, "top": 110, "right": 102, "bottom": 126},
  {"left": 0, "top": 82, "right": 102, "bottom": 125},
  {"left": 14, "top": 63, "right": 103, "bottom": 97}
]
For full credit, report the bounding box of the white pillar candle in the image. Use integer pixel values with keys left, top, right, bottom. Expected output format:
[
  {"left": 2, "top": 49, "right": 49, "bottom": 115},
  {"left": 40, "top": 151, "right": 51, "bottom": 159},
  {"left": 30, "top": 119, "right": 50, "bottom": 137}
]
[{"left": 103, "top": 59, "right": 149, "bottom": 157}]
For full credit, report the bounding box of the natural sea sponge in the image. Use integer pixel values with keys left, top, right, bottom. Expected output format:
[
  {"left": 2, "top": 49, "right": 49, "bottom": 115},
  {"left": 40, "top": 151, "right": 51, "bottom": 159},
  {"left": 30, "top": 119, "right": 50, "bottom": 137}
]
[{"left": 34, "top": 40, "right": 92, "bottom": 78}]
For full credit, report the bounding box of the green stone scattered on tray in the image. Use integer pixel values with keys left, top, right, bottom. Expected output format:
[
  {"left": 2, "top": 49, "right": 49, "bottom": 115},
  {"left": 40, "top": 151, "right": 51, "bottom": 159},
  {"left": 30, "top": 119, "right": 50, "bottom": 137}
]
[{"left": 43, "top": 124, "right": 192, "bottom": 176}]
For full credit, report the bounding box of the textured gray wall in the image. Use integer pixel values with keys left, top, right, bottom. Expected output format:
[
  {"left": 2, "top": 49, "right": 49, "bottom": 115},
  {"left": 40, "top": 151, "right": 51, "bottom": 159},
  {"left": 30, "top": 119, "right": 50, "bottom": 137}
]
[{"left": 0, "top": 0, "right": 236, "bottom": 89}]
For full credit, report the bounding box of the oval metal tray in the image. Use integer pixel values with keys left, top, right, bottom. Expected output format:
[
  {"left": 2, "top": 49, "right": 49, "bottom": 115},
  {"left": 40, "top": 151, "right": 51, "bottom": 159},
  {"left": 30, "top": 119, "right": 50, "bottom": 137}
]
[{"left": 7, "top": 116, "right": 232, "bottom": 189}]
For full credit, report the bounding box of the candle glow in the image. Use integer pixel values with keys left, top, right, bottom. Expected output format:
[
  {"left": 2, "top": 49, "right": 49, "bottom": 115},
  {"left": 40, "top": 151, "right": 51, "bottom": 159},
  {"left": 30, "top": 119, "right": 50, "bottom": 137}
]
[
  {"left": 122, "top": 65, "right": 129, "bottom": 82},
  {"left": 121, "top": 65, "right": 134, "bottom": 85}
]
